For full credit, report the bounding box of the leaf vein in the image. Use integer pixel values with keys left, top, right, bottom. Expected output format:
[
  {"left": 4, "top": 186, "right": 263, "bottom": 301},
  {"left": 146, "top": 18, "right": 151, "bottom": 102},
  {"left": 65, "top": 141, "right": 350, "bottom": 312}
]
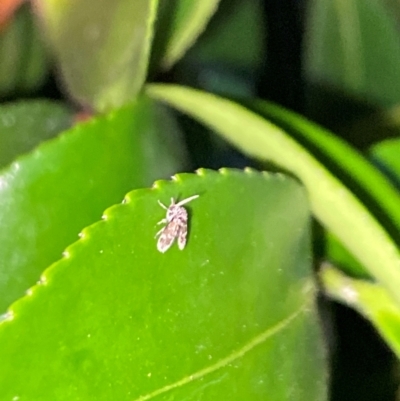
[{"left": 133, "top": 300, "right": 310, "bottom": 401}]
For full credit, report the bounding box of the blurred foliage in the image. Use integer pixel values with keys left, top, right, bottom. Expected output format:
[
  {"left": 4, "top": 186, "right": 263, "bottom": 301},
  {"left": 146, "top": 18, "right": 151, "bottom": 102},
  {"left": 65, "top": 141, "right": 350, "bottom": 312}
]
[{"left": 0, "top": 3, "right": 49, "bottom": 97}]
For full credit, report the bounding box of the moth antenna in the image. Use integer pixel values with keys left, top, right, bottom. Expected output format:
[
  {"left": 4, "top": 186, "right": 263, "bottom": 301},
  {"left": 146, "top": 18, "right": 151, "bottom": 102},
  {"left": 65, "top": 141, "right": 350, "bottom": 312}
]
[
  {"left": 158, "top": 200, "right": 168, "bottom": 210},
  {"left": 176, "top": 194, "right": 199, "bottom": 207}
]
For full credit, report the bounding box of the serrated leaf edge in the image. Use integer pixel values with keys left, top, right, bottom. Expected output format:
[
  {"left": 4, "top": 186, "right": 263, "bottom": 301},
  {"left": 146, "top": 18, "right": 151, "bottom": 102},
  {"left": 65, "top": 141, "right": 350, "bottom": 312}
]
[{"left": 0, "top": 167, "right": 293, "bottom": 327}]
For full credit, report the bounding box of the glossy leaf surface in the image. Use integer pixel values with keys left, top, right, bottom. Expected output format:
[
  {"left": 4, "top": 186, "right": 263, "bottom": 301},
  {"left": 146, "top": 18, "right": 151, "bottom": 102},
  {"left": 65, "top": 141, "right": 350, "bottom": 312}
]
[
  {"left": 0, "top": 96, "right": 183, "bottom": 313},
  {"left": 0, "top": 169, "right": 327, "bottom": 400}
]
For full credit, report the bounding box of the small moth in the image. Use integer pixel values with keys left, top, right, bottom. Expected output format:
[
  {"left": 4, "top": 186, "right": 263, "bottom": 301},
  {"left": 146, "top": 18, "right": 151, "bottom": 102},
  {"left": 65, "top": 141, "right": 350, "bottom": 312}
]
[{"left": 155, "top": 195, "right": 199, "bottom": 253}]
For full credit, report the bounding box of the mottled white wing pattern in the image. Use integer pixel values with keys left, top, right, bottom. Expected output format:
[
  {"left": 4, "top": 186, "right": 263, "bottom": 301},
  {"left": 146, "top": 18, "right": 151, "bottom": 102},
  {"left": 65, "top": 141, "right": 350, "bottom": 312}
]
[
  {"left": 177, "top": 223, "right": 188, "bottom": 250},
  {"left": 155, "top": 195, "right": 199, "bottom": 253}
]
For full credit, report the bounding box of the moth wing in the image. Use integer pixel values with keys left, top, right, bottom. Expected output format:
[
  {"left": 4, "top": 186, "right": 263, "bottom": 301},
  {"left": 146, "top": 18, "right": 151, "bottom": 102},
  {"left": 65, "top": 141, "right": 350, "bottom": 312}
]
[
  {"left": 177, "top": 225, "right": 188, "bottom": 250},
  {"left": 157, "top": 221, "right": 179, "bottom": 253}
]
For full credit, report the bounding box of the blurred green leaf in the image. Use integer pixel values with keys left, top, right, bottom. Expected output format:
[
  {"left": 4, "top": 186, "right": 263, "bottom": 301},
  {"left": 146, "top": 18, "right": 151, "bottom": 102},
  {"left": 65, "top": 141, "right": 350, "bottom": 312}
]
[
  {"left": 152, "top": 0, "right": 221, "bottom": 70},
  {"left": 185, "top": 0, "right": 263, "bottom": 70},
  {"left": 249, "top": 100, "right": 400, "bottom": 277},
  {"left": 0, "top": 95, "right": 185, "bottom": 313},
  {"left": 253, "top": 101, "right": 400, "bottom": 234},
  {"left": 0, "top": 100, "right": 72, "bottom": 167},
  {"left": 141, "top": 101, "right": 189, "bottom": 180},
  {"left": 304, "top": 0, "right": 400, "bottom": 107},
  {"left": 174, "top": 0, "right": 265, "bottom": 97},
  {"left": 370, "top": 137, "right": 400, "bottom": 188},
  {"left": 320, "top": 263, "right": 400, "bottom": 358},
  {"left": 323, "top": 135, "right": 400, "bottom": 280},
  {"left": 35, "top": 0, "right": 158, "bottom": 111},
  {"left": 0, "top": 3, "right": 49, "bottom": 96},
  {"left": 146, "top": 84, "right": 400, "bottom": 306},
  {"left": 0, "top": 169, "right": 327, "bottom": 400},
  {"left": 324, "top": 231, "right": 366, "bottom": 277}
]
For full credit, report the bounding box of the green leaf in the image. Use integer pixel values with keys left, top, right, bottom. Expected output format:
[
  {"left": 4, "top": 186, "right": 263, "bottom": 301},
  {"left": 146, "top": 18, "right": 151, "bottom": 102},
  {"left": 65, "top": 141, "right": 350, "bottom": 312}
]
[
  {"left": 141, "top": 101, "right": 189, "bottom": 180},
  {"left": 35, "top": 0, "right": 158, "bottom": 111},
  {"left": 305, "top": 0, "right": 400, "bottom": 107},
  {"left": 370, "top": 137, "right": 400, "bottom": 188},
  {"left": 320, "top": 263, "right": 400, "bottom": 358},
  {"left": 184, "top": 0, "right": 264, "bottom": 70},
  {"left": 0, "top": 100, "right": 72, "bottom": 168},
  {"left": 0, "top": 169, "right": 327, "bottom": 400},
  {"left": 0, "top": 3, "right": 49, "bottom": 96},
  {"left": 173, "top": 0, "right": 265, "bottom": 98},
  {"left": 146, "top": 84, "right": 400, "bottom": 307},
  {"left": 153, "top": 0, "right": 220, "bottom": 70},
  {"left": 0, "top": 96, "right": 184, "bottom": 313},
  {"left": 249, "top": 100, "right": 400, "bottom": 277},
  {"left": 253, "top": 100, "right": 400, "bottom": 235}
]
